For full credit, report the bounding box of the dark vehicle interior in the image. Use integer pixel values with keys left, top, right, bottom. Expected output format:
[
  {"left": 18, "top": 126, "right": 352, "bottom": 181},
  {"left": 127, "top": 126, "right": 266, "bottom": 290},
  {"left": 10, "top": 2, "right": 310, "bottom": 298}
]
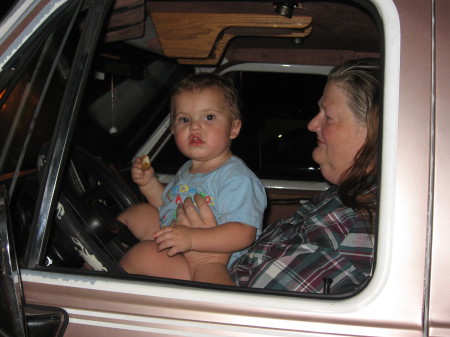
[
  {"left": 0, "top": 0, "right": 381, "bottom": 300},
  {"left": 0, "top": 1, "right": 381, "bottom": 334}
]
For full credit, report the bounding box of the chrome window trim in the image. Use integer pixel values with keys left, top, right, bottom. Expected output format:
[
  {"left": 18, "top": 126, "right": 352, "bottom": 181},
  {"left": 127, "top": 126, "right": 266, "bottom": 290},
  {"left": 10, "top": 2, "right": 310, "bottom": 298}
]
[
  {"left": 24, "top": 0, "right": 115, "bottom": 268},
  {"left": 0, "top": 0, "right": 70, "bottom": 71}
]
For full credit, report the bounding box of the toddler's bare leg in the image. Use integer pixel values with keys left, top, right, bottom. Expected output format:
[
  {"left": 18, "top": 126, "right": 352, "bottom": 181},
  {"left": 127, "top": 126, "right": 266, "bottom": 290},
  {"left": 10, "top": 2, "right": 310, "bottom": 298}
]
[
  {"left": 120, "top": 240, "right": 191, "bottom": 280},
  {"left": 117, "top": 203, "right": 160, "bottom": 241}
]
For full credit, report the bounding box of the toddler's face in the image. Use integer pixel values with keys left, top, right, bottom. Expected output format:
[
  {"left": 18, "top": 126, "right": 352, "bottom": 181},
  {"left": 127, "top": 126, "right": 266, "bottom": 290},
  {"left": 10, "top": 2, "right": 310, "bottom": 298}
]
[{"left": 172, "top": 88, "right": 241, "bottom": 171}]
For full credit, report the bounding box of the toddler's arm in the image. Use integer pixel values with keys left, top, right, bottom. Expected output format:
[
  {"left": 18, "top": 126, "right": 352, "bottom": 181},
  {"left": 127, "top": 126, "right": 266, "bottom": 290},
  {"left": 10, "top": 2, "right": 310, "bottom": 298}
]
[
  {"left": 132, "top": 156, "right": 164, "bottom": 208},
  {"left": 153, "top": 221, "right": 256, "bottom": 257}
]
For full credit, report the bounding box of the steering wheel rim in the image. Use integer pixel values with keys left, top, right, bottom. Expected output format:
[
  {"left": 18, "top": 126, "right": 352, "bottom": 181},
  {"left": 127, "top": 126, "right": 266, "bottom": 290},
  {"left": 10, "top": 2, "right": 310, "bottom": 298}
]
[{"left": 40, "top": 145, "right": 139, "bottom": 272}]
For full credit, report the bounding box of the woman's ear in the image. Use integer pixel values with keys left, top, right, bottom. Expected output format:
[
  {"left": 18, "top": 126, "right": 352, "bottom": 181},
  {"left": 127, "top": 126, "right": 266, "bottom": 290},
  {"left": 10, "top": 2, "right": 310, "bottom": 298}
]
[{"left": 230, "top": 119, "right": 242, "bottom": 139}]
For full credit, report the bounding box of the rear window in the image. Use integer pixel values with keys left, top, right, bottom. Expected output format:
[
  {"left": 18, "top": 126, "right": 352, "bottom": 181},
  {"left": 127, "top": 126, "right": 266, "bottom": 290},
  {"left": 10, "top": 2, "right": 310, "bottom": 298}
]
[{"left": 153, "top": 71, "right": 327, "bottom": 182}]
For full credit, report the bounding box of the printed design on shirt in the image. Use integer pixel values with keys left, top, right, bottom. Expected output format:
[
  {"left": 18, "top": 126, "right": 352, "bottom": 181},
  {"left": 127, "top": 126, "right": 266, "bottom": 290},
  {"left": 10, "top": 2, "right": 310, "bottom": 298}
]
[{"left": 162, "top": 183, "right": 215, "bottom": 226}]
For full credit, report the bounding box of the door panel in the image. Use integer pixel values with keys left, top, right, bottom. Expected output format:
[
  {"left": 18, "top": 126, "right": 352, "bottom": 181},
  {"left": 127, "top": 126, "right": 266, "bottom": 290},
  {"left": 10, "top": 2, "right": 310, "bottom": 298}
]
[
  {"left": 0, "top": 185, "right": 69, "bottom": 337},
  {"left": 429, "top": 0, "right": 450, "bottom": 335}
]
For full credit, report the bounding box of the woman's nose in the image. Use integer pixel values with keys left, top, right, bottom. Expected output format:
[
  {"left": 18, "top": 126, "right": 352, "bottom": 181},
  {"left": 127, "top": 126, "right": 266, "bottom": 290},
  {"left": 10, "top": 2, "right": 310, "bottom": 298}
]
[{"left": 307, "top": 113, "right": 321, "bottom": 132}]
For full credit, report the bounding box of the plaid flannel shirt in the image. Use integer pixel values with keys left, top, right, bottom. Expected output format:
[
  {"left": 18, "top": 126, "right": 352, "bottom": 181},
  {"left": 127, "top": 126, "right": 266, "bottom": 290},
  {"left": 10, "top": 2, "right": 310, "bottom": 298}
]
[{"left": 229, "top": 185, "right": 376, "bottom": 294}]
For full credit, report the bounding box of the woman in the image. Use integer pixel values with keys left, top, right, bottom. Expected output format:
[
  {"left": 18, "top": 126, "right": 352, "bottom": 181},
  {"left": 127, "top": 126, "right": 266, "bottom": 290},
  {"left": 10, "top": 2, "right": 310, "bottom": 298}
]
[{"left": 178, "top": 58, "right": 381, "bottom": 294}]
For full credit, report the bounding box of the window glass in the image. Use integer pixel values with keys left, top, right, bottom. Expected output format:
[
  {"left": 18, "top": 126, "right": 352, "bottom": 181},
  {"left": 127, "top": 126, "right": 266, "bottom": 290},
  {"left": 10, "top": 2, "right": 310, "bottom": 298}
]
[
  {"left": 0, "top": 23, "right": 74, "bottom": 179},
  {"left": 0, "top": 6, "right": 79, "bottom": 260}
]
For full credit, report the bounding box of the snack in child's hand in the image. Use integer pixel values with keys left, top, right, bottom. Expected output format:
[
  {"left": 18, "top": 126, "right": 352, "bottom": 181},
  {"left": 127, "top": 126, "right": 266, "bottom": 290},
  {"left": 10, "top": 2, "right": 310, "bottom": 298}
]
[{"left": 140, "top": 155, "right": 151, "bottom": 171}]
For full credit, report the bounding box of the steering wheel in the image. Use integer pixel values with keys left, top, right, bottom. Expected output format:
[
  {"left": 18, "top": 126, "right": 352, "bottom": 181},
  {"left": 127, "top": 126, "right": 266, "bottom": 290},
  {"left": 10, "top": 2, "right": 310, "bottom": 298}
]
[{"left": 39, "top": 145, "right": 140, "bottom": 272}]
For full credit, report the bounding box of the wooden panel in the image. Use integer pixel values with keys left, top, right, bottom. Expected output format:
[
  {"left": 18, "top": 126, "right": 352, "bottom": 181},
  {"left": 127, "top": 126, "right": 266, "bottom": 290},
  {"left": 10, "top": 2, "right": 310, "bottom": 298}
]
[
  {"left": 178, "top": 26, "right": 313, "bottom": 65},
  {"left": 150, "top": 12, "right": 313, "bottom": 58},
  {"left": 104, "top": 0, "right": 145, "bottom": 42}
]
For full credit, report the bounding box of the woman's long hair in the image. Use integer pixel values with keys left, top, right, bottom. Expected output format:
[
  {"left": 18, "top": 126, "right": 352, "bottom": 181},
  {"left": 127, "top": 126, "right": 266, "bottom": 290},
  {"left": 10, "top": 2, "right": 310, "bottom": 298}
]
[{"left": 328, "top": 58, "right": 381, "bottom": 216}]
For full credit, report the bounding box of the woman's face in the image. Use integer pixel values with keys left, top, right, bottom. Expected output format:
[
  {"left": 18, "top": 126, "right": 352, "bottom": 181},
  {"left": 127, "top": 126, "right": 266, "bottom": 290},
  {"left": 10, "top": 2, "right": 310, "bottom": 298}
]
[{"left": 307, "top": 81, "right": 367, "bottom": 185}]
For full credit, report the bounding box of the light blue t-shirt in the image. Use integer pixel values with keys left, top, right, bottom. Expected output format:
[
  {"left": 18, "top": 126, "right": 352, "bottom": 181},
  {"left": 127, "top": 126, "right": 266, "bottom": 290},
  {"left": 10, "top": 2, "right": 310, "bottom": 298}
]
[{"left": 159, "top": 156, "right": 267, "bottom": 267}]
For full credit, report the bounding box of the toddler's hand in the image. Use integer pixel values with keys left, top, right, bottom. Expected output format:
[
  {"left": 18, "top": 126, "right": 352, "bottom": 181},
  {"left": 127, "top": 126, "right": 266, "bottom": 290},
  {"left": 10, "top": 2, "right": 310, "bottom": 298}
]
[
  {"left": 131, "top": 156, "right": 155, "bottom": 187},
  {"left": 153, "top": 225, "right": 193, "bottom": 256}
]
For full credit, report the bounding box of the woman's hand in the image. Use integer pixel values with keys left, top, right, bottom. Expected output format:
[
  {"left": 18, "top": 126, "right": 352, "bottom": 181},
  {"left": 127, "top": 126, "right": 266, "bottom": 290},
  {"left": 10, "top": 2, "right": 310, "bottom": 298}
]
[
  {"left": 175, "top": 195, "right": 234, "bottom": 285},
  {"left": 176, "top": 194, "right": 218, "bottom": 229},
  {"left": 154, "top": 195, "right": 220, "bottom": 257}
]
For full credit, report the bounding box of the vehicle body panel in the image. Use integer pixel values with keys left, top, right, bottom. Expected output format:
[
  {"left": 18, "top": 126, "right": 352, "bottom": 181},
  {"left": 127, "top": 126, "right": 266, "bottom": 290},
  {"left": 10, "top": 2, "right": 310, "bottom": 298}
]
[
  {"left": 1, "top": 0, "right": 448, "bottom": 335},
  {"left": 429, "top": 0, "right": 450, "bottom": 336}
]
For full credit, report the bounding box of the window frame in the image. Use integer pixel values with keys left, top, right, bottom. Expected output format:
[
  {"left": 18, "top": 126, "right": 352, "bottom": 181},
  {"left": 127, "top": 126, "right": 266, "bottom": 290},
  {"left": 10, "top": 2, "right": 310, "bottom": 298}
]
[{"left": 18, "top": 0, "right": 402, "bottom": 327}]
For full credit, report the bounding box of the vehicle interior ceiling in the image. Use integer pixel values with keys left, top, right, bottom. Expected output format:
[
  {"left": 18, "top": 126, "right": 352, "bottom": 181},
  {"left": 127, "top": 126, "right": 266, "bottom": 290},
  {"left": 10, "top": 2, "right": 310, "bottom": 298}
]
[{"left": 112, "top": 1, "right": 380, "bottom": 65}]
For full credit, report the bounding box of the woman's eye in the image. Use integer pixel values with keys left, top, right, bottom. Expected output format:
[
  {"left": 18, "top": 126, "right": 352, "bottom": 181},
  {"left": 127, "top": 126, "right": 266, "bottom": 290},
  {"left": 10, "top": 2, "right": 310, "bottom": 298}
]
[{"left": 323, "top": 112, "right": 333, "bottom": 120}]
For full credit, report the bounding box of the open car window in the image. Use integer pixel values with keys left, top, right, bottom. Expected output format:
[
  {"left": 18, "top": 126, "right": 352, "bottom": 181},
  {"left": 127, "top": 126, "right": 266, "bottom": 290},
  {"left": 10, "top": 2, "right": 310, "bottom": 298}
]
[{"left": 1, "top": 0, "right": 386, "bottom": 315}]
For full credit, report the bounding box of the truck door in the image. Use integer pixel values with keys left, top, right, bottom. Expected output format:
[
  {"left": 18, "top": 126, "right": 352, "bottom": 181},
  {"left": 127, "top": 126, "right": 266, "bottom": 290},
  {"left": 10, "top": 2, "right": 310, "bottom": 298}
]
[{"left": 428, "top": 0, "right": 450, "bottom": 336}]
